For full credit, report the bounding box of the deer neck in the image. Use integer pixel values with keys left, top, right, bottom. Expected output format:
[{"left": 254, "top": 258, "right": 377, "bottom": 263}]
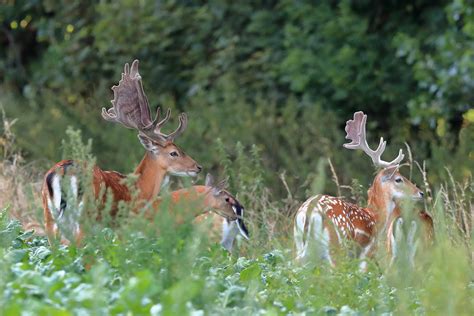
[
  {"left": 134, "top": 152, "right": 166, "bottom": 200},
  {"left": 169, "top": 186, "right": 212, "bottom": 216},
  {"left": 367, "top": 190, "right": 398, "bottom": 234}
]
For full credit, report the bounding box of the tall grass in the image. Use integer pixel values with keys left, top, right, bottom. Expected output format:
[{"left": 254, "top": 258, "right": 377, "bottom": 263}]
[{"left": 0, "top": 114, "right": 473, "bottom": 315}]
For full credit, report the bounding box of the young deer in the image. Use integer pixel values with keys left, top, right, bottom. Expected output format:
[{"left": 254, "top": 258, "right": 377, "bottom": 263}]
[
  {"left": 42, "top": 60, "right": 201, "bottom": 245},
  {"left": 294, "top": 111, "right": 424, "bottom": 270},
  {"left": 149, "top": 174, "right": 249, "bottom": 244},
  {"left": 191, "top": 176, "right": 249, "bottom": 252},
  {"left": 193, "top": 212, "right": 243, "bottom": 252}
]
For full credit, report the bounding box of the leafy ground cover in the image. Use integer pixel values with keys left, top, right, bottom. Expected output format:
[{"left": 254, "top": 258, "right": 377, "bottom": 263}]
[
  {"left": 0, "top": 197, "right": 472, "bottom": 315},
  {"left": 0, "top": 129, "right": 472, "bottom": 315}
]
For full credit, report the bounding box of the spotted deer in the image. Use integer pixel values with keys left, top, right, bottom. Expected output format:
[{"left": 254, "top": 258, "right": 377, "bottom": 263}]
[
  {"left": 294, "top": 111, "right": 425, "bottom": 270},
  {"left": 42, "top": 60, "right": 201, "bottom": 245},
  {"left": 149, "top": 174, "right": 249, "bottom": 244}
]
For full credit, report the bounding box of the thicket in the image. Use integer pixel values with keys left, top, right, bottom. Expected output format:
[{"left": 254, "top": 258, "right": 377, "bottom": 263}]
[{"left": 1, "top": 0, "right": 473, "bottom": 198}]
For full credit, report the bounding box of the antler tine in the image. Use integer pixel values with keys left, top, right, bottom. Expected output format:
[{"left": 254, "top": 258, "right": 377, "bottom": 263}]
[
  {"left": 137, "top": 108, "right": 189, "bottom": 145},
  {"left": 137, "top": 108, "right": 173, "bottom": 144},
  {"left": 153, "top": 108, "right": 172, "bottom": 133},
  {"left": 343, "top": 111, "right": 404, "bottom": 169},
  {"left": 102, "top": 59, "right": 190, "bottom": 145},
  {"left": 386, "top": 149, "right": 405, "bottom": 166},
  {"left": 166, "top": 113, "right": 188, "bottom": 142}
]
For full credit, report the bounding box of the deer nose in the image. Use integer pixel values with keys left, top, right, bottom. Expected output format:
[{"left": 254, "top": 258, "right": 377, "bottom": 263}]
[
  {"left": 196, "top": 165, "right": 202, "bottom": 173},
  {"left": 419, "top": 191, "right": 424, "bottom": 198}
]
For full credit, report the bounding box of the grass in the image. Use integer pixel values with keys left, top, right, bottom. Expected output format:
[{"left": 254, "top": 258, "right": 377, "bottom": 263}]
[{"left": 0, "top": 119, "right": 473, "bottom": 315}]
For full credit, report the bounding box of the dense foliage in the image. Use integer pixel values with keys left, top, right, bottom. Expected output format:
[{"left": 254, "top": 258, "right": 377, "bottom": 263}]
[
  {"left": 1, "top": 0, "right": 472, "bottom": 199},
  {"left": 1, "top": 211, "right": 471, "bottom": 315}
]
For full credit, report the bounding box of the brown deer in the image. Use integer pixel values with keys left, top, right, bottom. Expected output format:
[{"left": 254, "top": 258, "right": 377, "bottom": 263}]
[
  {"left": 42, "top": 60, "right": 201, "bottom": 245},
  {"left": 294, "top": 111, "right": 425, "bottom": 270},
  {"left": 193, "top": 208, "right": 251, "bottom": 252},
  {"left": 190, "top": 176, "right": 249, "bottom": 252},
  {"left": 149, "top": 174, "right": 249, "bottom": 243}
]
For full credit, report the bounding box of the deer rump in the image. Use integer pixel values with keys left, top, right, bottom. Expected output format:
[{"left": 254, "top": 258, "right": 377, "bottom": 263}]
[
  {"left": 295, "top": 195, "right": 376, "bottom": 264},
  {"left": 43, "top": 160, "right": 131, "bottom": 242}
]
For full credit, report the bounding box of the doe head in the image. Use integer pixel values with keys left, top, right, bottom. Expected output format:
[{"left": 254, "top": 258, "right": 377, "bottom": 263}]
[{"left": 204, "top": 174, "right": 250, "bottom": 240}]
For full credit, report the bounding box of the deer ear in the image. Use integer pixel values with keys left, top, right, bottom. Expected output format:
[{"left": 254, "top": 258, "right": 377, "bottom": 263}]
[
  {"left": 381, "top": 166, "right": 399, "bottom": 182},
  {"left": 217, "top": 177, "right": 229, "bottom": 190},
  {"left": 205, "top": 173, "right": 214, "bottom": 187},
  {"left": 138, "top": 134, "right": 160, "bottom": 155}
]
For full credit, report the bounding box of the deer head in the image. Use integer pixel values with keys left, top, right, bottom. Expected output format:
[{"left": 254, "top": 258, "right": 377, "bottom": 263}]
[
  {"left": 345, "top": 112, "right": 424, "bottom": 213},
  {"left": 204, "top": 174, "right": 249, "bottom": 240},
  {"left": 102, "top": 60, "right": 201, "bottom": 176},
  {"left": 369, "top": 168, "right": 424, "bottom": 207}
]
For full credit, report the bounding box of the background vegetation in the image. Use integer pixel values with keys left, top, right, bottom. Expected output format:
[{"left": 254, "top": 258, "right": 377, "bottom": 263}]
[
  {"left": 1, "top": 0, "right": 472, "bottom": 195},
  {"left": 0, "top": 0, "right": 473, "bottom": 314}
]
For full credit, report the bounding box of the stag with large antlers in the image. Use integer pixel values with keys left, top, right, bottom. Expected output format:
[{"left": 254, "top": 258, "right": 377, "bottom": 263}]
[
  {"left": 42, "top": 60, "right": 201, "bottom": 245},
  {"left": 294, "top": 111, "right": 428, "bottom": 270}
]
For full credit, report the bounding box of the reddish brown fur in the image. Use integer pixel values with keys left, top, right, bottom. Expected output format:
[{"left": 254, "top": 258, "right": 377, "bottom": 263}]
[
  {"left": 418, "top": 211, "right": 435, "bottom": 243},
  {"left": 147, "top": 185, "right": 241, "bottom": 225},
  {"left": 193, "top": 212, "right": 225, "bottom": 241},
  {"left": 180, "top": 185, "right": 244, "bottom": 245},
  {"left": 304, "top": 195, "right": 377, "bottom": 255},
  {"left": 385, "top": 210, "right": 434, "bottom": 258},
  {"left": 295, "top": 168, "right": 425, "bottom": 266},
  {"left": 42, "top": 144, "right": 200, "bottom": 245},
  {"left": 295, "top": 110, "right": 432, "bottom": 266}
]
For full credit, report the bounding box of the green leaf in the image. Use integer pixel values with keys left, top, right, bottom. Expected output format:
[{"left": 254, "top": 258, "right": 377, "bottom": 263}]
[
  {"left": 240, "top": 263, "right": 261, "bottom": 283},
  {"left": 6, "top": 249, "right": 28, "bottom": 263}
]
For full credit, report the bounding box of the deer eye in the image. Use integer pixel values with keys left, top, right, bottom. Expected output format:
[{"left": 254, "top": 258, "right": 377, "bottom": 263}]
[
  {"left": 395, "top": 177, "right": 403, "bottom": 183},
  {"left": 225, "top": 197, "right": 230, "bottom": 203},
  {"left": 170, "top": 151, "right": 179, "bottom": 157}
]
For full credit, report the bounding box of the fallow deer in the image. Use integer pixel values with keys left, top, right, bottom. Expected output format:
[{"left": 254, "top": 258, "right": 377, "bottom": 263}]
[
  {"left": 193, "top": 212, "right": 243, "bottom": 252},
  {"left": 42, "top": 60, "right": 201, "bottom": 245},
  {"left": 190, "top": 175, "right": 249, "bottom": 252},
  {"left": 294, "top": 111, "right": 425, "bottom": 270},
  {"left": 150, "top": 174, "right": 250, "bottom": 244}
]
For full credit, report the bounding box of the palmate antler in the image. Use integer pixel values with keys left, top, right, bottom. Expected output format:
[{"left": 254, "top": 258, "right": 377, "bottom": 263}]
[
  {"left": 343, "top": 111, "right": 404, "bottom": 169},
  {"left": 101, "top": 59, "right": 187, "bottom": 144}
]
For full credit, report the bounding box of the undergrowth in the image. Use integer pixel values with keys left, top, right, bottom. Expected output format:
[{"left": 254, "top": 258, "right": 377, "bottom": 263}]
[{"left": 0, "top": 119, "right": 472, "bottom": 315}]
